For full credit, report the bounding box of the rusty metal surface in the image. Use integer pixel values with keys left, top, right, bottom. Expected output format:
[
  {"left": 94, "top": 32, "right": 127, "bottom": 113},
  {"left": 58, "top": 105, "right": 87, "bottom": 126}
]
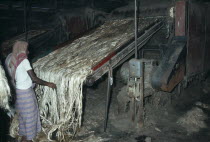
[
  {"left": 186, "top": 2, "right": 206, "bottom": 77},
  {"left": 151, "top": 38, "right": 186, "bottom": 92},
  {"left": 161, "top": 64, "right": 185, "bottom": 92},
  {"left": 175, "top": 1, "right": 186, "bottom": 36}
]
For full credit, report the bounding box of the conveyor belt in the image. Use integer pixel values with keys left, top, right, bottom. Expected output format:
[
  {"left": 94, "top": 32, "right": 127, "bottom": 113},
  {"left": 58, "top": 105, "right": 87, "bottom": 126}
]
[
  {"left": 31, "top": 18, "right": 164, "bottom": 138},
  {"left": 86, "top": 20, "right": 163, "bottom": 85}
]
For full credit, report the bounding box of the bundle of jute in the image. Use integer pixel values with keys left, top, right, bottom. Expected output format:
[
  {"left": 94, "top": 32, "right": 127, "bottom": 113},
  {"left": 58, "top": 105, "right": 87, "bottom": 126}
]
[
  {"left": 11, "top": 19, "right": 156, "bottom": 141},
  {"left": 0, "top": 63, "right": 11, "bottom": 111}
]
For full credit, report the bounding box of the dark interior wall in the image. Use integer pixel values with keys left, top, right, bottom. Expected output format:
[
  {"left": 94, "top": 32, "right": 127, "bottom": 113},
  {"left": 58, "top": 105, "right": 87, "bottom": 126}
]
[
  {"left": 0, "top": 0, "right": 126, "bottom": 43},
  {"left": 0, "top": 8, "right": 56, "bottom": 43},
  {"left": 0, "top": 0, "right": 174, "bottom": 62},
  {"left": 0, "top": 0, "right": 174, "bottom": 42}
]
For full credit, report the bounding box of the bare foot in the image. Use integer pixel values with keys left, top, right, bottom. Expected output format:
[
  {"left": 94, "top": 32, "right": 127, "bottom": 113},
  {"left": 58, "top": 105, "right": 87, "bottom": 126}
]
[{"left": 21, "top": 136, "right": 33, "bottom": 142}]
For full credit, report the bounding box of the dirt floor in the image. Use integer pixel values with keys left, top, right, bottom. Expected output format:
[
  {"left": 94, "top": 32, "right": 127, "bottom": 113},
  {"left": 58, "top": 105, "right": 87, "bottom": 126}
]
[
  {"left": 3, "top": 75, "right": 210, "bottom": 142},
  {"left": 71, "top": 75, "right": 210, "bottom": 142}
]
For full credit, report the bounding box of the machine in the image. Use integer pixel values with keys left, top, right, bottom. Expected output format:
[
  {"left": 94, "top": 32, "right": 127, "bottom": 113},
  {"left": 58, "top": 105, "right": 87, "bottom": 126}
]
[{"left": 116, "top": 0, "right": 210, "bottom": 128}]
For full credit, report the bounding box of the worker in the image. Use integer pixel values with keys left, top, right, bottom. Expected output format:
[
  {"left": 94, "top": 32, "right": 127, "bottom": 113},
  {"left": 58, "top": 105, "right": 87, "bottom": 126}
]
[{"left": 5, "top": 41, "right": 56, "bottom": 142}]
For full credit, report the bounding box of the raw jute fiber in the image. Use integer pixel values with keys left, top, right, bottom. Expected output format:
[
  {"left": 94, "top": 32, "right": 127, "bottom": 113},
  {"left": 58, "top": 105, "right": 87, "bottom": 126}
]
[
  {"left": 11, "top": 19, "right": 156, "bottom": 141},
  {"left": 0, "top": 63, "right": 11, "bottom": 111}
]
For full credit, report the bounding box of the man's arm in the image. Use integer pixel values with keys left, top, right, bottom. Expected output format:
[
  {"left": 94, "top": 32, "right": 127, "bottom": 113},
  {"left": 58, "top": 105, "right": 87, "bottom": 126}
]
[{"left": 27, "top": 69, "right": 56, "bottom": 89}]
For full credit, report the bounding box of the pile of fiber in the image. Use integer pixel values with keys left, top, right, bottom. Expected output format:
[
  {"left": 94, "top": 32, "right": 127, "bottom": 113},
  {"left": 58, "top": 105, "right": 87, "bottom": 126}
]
[
  {"left": 12, "top": 19, "right": 156, "bottom": 141},
  {"left": 177, "top": 106, "right": 207, "bottom": 134},
  {"left": 0, "top": 63, "right": 11, "bottom": 111}
]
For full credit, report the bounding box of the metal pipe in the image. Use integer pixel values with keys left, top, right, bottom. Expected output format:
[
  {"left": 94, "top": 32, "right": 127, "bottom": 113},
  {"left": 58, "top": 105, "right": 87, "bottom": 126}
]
[
  {"left": 104, "top": 66, "right": 113, "bottom": 132},
  {"left": 138, "top": 61, "right": 144, "bottom": 127},
  {"left": 135, "top": 0, "right": 138, "bottom": 59}
]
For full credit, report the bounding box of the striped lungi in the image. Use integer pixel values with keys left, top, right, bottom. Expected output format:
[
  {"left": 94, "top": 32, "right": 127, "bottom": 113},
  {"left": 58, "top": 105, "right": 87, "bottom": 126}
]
[{"left": 15, "top": 87, "right": 41, "bottom": 140}]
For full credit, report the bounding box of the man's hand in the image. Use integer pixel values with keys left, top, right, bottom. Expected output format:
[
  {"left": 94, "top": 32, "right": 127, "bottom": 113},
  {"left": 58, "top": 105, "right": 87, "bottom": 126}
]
[
  {"left": 27, "top": 70, "right": 57, "bottom": 89},
  {"left": 47, "top": 82, "right": 57, "bottom": 89}
]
